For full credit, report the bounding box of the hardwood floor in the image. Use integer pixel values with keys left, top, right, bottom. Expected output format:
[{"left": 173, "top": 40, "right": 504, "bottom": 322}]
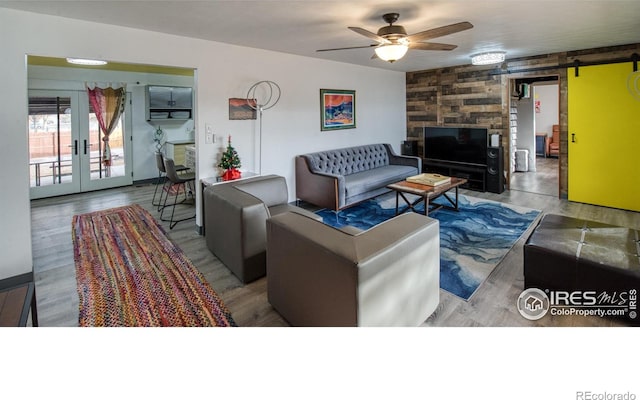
[
  {"left": 30, "top": 183, "right": 288, "bottom": 327},
  {"left": 30, "top": 168, "right": 640, "bottom": 327},
  {"left": 510, "top": 156, "right": 559, "bottom": 197}
]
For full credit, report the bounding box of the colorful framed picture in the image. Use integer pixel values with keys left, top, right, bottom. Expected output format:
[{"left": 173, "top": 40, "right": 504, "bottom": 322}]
[
  {"left": 229, "top": 98, "right": 257, "bottom": 120},
  {"left": 320, "top": 89, "right": 356, "bottom": 131}
]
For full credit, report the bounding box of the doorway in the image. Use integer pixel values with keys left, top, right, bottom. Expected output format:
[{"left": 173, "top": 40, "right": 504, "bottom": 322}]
[
  {"left": 508, "top": 77, "right": 559, "bottom": 197},
  {"left": 28, "top": 89, "right": 133, "bottom": 199}
]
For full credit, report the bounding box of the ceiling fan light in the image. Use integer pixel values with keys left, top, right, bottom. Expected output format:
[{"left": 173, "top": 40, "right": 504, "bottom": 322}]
[
  {"left": 375, "top": 44, "right": 409, "bottom": 63},
  {"left": 471, "top": 51, "right": 506, "bottom": 65},
  {"left": 66, "top": 58, "right": 108, "bottom": 66}
]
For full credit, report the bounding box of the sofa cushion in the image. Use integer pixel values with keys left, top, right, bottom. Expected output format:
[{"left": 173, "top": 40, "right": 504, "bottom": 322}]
[
  {"left": 345, "top": 165, "right": 418, "bottom": 197},
  {"left": 303, "top": 144, "right": 390, "bottom": 176}
]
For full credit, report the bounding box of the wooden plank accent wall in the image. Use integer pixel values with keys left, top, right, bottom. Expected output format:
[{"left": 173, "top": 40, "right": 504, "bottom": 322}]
[{"left": 406, "top": 43, "right": 640, "bottom": 197}]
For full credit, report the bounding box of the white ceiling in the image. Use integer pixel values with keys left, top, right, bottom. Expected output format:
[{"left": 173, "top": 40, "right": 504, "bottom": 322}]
[{"left": 2, "top": 0, "right": 640, "bottom": 72}]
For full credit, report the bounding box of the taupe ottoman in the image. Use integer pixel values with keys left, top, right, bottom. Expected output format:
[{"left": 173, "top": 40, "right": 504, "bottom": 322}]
[{"left": 524, "top": 214, "right": 639, "bottom": 324}]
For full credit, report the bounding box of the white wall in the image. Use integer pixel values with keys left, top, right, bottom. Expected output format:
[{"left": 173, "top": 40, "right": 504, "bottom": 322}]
[
  {"left": 534, "top": 83, "right": 559, "bottom": 138},
  {"left": 515, "top": 95, "right": 536, "bottom": 172},
  {"left": 0, "top": 8, "right": 406, "bottom": 280}
]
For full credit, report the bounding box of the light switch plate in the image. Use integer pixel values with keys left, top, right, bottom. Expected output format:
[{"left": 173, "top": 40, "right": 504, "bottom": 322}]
[{"left": 205, "top": 123, "right": 213, "bottom": 144}]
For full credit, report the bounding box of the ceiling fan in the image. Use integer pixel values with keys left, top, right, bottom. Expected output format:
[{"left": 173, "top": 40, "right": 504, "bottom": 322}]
[{"left": 317, "top": 13, "right": 473, "bottom": 63}]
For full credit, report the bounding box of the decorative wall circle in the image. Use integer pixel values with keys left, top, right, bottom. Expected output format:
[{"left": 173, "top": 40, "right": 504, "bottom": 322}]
[{"left": 246, "top": 80, "right": 281, "bottom": 112}]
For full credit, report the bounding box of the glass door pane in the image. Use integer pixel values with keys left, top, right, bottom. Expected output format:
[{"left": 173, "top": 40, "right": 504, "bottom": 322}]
[
  {"left": 88, "top": 106, "right": 125, "bottom": 180},
  {"left": 79, "top": 91, "right": 132, "bottom": 192},
  {"left": 28, "top": 91, "right": 81, "bottom": 199},
  {"left": 28, "top": 95, "right": 72, "bottom": 186}
]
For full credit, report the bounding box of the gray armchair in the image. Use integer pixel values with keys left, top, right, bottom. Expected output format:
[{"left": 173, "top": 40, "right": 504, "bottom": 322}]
[
  {"left": 266, "top": 211, "right": 440, "bottom": 327},
  {"left": 204, "top": 174, "right": 320, "bottom": 284}
]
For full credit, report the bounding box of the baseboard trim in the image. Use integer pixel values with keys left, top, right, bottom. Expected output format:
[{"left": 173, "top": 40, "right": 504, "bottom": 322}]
[{"left": 133, "top": 178, "right": 157, "bottom": 186}]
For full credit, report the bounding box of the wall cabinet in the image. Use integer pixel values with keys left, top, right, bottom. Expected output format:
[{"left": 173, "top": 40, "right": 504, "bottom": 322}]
[{"left": 146, "top": 85, "right": 193, "bottom": 121}]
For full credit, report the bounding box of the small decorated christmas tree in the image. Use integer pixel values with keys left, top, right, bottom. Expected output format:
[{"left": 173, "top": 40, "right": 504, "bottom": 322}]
[
  {"left": 218, "top": 135, "right": 241, "bottom": 170},
  {"left": 218, "top": 135, "right": 242, "bottom": 180}
]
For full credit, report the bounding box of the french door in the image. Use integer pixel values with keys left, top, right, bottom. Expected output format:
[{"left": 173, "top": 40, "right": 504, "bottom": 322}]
[{"left": 28, "top": 89, "right": 133, "bottom": 199}]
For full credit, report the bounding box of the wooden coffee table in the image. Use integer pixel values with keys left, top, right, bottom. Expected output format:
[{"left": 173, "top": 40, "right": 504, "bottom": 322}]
[{"left": 386, "top": 177, "right": 468, "bottom": 216}]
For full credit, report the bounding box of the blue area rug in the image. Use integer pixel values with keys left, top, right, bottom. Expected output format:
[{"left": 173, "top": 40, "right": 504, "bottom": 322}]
[{"left": 316, "top": 193, "right": 541, "bottom": 300}]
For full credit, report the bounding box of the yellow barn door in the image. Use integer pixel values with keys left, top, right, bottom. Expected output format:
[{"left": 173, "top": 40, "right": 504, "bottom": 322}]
[{"left": 567, "top": 63, "right": 640, "bottom": 212}]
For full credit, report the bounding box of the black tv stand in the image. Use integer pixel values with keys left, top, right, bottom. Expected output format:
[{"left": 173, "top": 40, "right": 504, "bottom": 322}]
[{"left": 423, "top": 160, "right": 486, "bottom": 192}]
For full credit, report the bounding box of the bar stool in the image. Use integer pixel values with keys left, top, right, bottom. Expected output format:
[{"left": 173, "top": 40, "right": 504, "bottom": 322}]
[
  {"left": 152, "top": 152, "right": 189, "bottom": 211},
  {"left": 161, "top": 157, "right": 196, "bottom": 229}
]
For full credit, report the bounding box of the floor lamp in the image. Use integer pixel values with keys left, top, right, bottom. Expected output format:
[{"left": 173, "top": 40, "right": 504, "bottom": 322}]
[{"left": 246, "top": 80, "right": 281, "bottom": 175}]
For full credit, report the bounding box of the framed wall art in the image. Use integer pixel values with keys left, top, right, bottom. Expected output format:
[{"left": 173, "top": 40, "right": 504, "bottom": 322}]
[
  {"left": 320, "top": 89, "right": 355, "bottom": 131},
  {"left": 229, "top": 98, "right": 257, "bottom": 120}
]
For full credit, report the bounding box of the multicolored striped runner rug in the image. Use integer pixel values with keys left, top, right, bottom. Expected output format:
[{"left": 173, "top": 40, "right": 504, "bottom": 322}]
[{"left": 72, "top": 204, "right": 236, "bottom": 327}]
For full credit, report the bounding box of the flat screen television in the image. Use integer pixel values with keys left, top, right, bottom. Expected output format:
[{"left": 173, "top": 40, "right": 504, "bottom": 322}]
[{"left": 424, "top": 126, "right": 488, "bottom": 166}]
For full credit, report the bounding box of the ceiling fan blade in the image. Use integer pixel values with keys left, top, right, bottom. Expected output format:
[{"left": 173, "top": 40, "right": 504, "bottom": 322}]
[
  {"left": 348, "top": 27, "right": 391, "bottom": 44},
  {"left": 316, "top": 44, "right": 378, "bottom": 52},
  {"left": 409, "top": 42, "right": 458, "bottom": 51},
  {"left": 406, "top": 21, "right": 473, "bottom": 43}
]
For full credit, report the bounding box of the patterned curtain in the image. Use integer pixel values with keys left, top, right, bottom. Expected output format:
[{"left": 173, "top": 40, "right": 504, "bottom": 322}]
[{"left": 86, "top": 85, "right": 126, "bottom": 170}]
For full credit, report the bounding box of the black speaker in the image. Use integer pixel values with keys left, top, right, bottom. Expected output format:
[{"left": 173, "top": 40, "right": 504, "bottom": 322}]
[
  {"left": 401, "top": 140, "right": 418, "bottom": 156},
  {"left": 486, "top": 146, "right": 504, "bottom": 194}
]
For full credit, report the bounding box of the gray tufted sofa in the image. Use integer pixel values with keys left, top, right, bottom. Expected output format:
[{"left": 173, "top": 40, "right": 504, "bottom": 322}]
[{"left": 295, "top": 143, "right": 421, "bottom": 210}]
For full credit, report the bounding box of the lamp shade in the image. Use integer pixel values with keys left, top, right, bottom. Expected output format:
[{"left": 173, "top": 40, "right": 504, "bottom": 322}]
[
  {"left": 471, "top": 51, "right": 506, "bottom": 65},
  {"left": 375, "top": 44, "right": 409, "bottom": 63}
]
